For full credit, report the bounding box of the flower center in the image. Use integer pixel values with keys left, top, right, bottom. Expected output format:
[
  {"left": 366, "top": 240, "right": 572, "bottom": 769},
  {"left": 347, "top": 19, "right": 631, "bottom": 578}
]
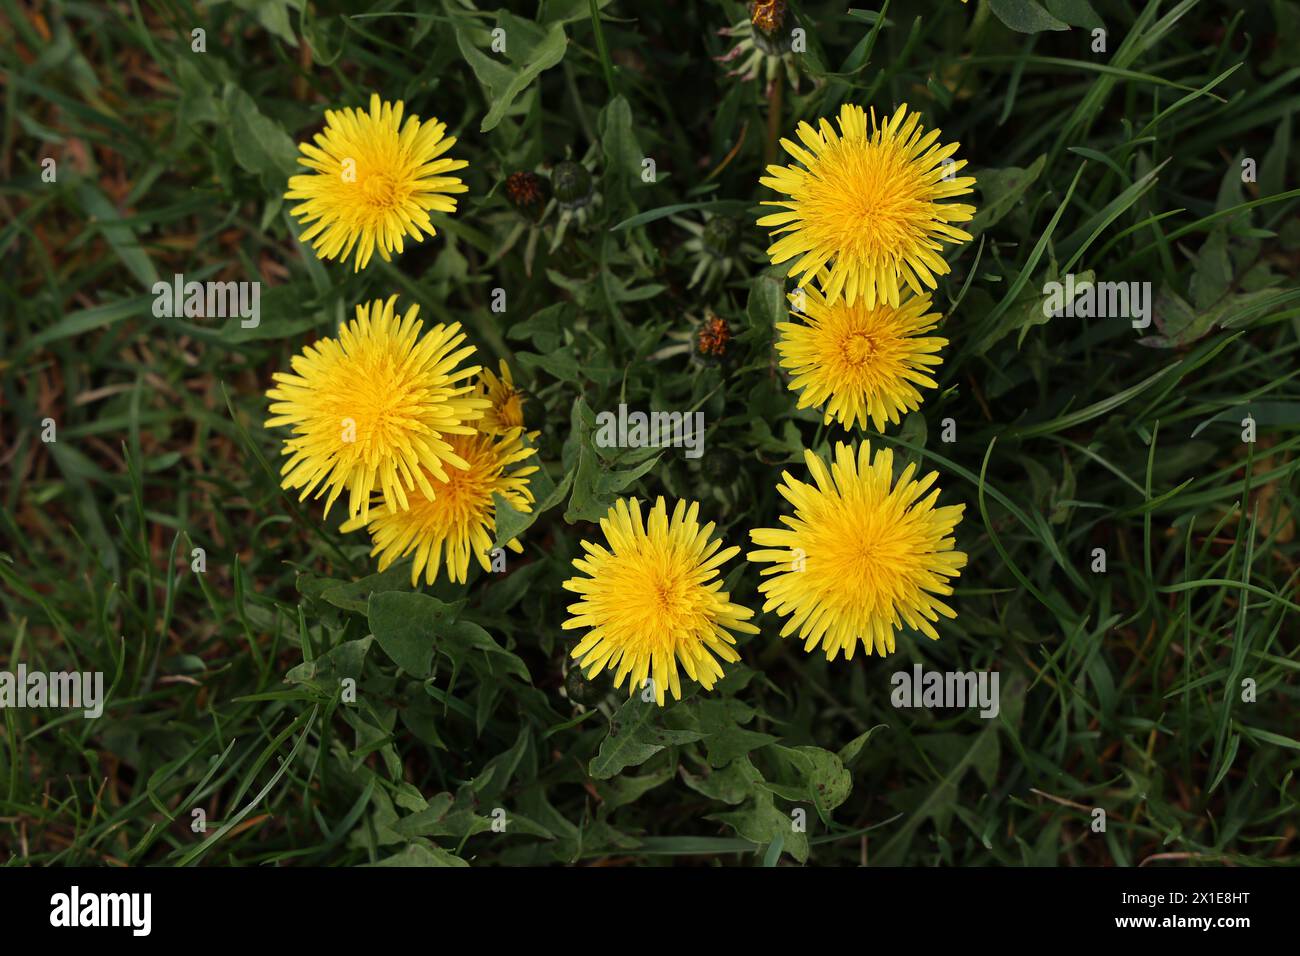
[
  {"left": 496, "top": 392, "right": 524, "bottom": 429},
  {"left": 843, "top": 330, "right": 879, "bottom": 366},
  {"left": 361, "top": 173, "right": 399, "bottom": 209},
  {"left": 651, "top": 576, "right": 680, "bottom": 613},
  {"left": 814, "top": 146, "right": 922, "bottom": 256},
  {"left": 627, "top": 564, "right": 698, "bottom": 640}
]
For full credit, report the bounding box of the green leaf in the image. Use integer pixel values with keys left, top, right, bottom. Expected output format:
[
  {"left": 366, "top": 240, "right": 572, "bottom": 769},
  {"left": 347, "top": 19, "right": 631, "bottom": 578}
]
[
  {"left": 611, "top": 199, "right": 751, "bottom": 232},
  {"left": 746, "top": 273, "right": 787, "bottom": 330},
  {"left": 320, "top": 564, "right": 413, "bottom": 614},
  {"left": 596, "top": 765, "right": 674, "bottom": 810},
  {"left": 600, "top": 95, "right": 644, "bottom": 209},
  {"left": 683, "top": 698, "right": 778, "bottom": 768},
  {"left": 542, "top": 0, "right": 614, "bottom": 25},
  {"left": 839, "top": 725, "right": 888, "bottom": 767},
  {"left": 367, "top": 843, "right": 469, "bottom": 867},
  {"left": 589, "top": 694, "right": 704, "bottom": 779},
  {"left": 507, "top": 302, "right": 571, "bottom": 351},
  {"left": 76, "top": 184, "right": 159, "bottom": 287},
  {"left": 1015, "top": 268, "right": 1095, "bottom": 347},
  {"left": 967, "top": 155, "right": 1046, "bottom": 237},
  {"left": 454, "top": 16, "right": 568, "bottom": 132},
  {"left": 1146, "top": 285, "right": 1300, "bottom": 349},
  {"left": 439, "top": 619, "right": 531, "bottom": 683},
  {"left": 712, "top": 793, "right": 809, "bottom": 863},
  {"left": 762, "top": 832, "right": 784, "bottom": 867},
  {"left": 221, "top": 83, "right": 298, "bottom": 183},
  {"left": 771, "top": 745, "right": 853, "bottom": 818},
  {"left": 389, "top": 793, "right": 454, "bottom": 837},
  {"left": 875, "top": 718, "right": 1005, "bottom": 865},
  {"left": 492, "top": 471, "right": 571, "bottom": 548},
  {"left": 393, "top": 802, "right": 493, "bottom": 840},
  {"left": 367, "top": 591, "right": 457, "bottom": 678},
  {"left": 1190, "top": 401, "right": 1300, "bottom": 438},
  {"left": 1044, "top": 0, "right": 1103, "bottom": 30},
  {"left": 517, "top": 348, "right": 586, "bottom": 384},
  {"left": 227, "top": 0, "right": 304, "bottom": 45},
  {"left": 564, "top": 398, "right": 664, "bottom": 523},
  {"left": 989, "top": 0, "right": 1071, "bottom": 33},
  {"left": 1260, "top": 112, "right": 1292, "bottom": 198},
  {"left": 682, "top": 755, "right": 764, "bottom": 806},
  {"left": 285, "top": 636, "right": 373, "bottom": 692}
]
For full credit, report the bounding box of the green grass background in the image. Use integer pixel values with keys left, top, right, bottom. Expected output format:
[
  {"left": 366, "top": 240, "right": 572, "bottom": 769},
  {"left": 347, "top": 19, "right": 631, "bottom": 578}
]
[{"left": 2, "top": 0, "right": 1298, "bottom": 866}]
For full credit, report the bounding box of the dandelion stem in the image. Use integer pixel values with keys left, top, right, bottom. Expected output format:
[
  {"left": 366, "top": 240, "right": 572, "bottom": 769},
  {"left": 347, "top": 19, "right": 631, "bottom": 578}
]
[{"left": 764, "top": 78, "right": 783, "bottom": 167}]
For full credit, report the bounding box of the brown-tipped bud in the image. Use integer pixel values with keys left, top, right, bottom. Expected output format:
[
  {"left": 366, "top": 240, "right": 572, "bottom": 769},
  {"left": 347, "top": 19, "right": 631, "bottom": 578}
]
[{"left": 506, "top": 171, "right": 549, "bottom": 218}]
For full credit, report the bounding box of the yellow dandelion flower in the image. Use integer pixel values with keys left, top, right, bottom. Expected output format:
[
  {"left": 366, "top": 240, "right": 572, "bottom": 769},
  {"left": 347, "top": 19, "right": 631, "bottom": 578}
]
[
  {"left": 758, "top": 102, "right": 976, "bottom": 309},
  {"left": 747, "top": 441, "right": 966, "bottom": 660},
  {"left": 563, "top": 497, "right": 759, "bottom": 706},
  {"left": 779, "top": 276, "right": 947, "bottom": 431},
  {"left": 285, "top": 93, "right": 468, "bottom": 272},
  {"left": 340, "top": 428, "right": 537, "bottom": 586},
  {"left": 477, "top": 360, "right": 527, "bottom": 435},
  {"left": 265, "top": 295, "right": 489, "bottom": 521}
]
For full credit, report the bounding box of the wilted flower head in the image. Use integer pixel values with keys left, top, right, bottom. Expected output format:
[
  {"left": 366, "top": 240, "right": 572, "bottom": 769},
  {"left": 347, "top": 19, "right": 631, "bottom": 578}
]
[
  {"left": 505, "top": 170, "right": 548, "bottom": 219},
  {"left": 697, "top": 314, "right": 732, "bottom": 358},
  {"left": 751, "top": 0, "right": 787, "bottom": 34},
  {"left": 717, "top": 1, "right": 802, "bottom": 89}
]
